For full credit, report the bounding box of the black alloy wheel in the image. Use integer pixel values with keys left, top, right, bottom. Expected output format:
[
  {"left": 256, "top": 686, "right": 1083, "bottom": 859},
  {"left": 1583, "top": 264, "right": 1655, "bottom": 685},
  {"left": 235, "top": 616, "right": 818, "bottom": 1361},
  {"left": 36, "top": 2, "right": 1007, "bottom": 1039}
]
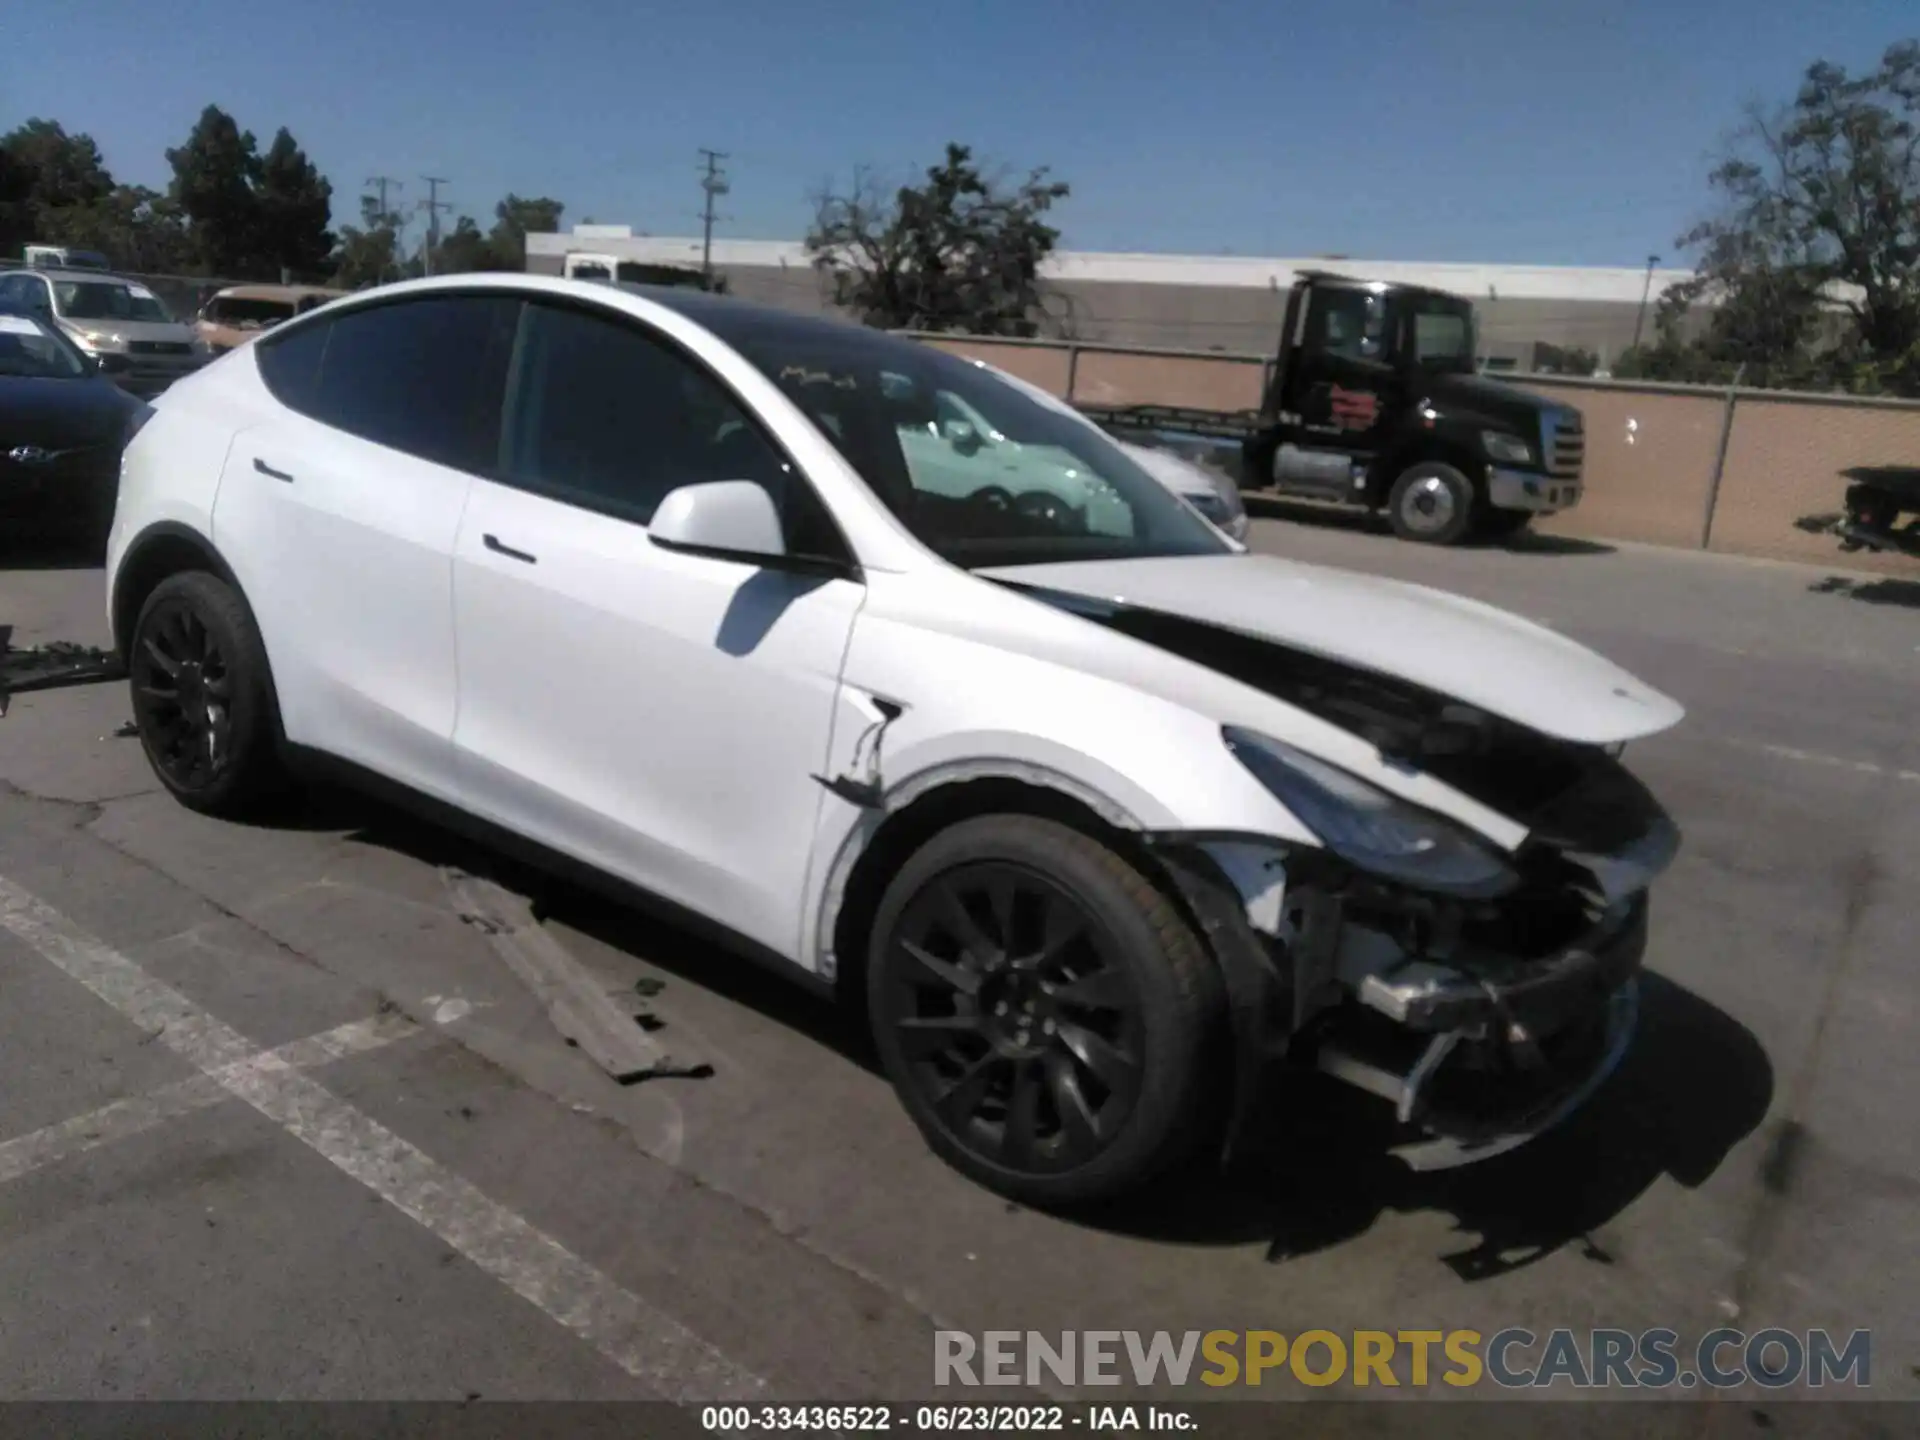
[
  {"left": 885, "top": 860, "right": 1147, "bottom": 1172},
  {"left": 869, "top": 815, "right": 1219, "bottom": 1207},
  {"left": 132, "top": 594, "right": 234, "bottom": 790},
  {"left": 128, "top": 571, "right": 287, "bottom": 816}
]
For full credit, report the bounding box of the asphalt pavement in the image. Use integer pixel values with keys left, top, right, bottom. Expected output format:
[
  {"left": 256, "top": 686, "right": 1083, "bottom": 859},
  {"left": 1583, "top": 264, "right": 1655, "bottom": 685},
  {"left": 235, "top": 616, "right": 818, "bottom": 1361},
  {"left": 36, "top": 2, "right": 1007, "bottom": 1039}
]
[{"left": 0, "top": 508, "right": 1914, "bottom": 1423}]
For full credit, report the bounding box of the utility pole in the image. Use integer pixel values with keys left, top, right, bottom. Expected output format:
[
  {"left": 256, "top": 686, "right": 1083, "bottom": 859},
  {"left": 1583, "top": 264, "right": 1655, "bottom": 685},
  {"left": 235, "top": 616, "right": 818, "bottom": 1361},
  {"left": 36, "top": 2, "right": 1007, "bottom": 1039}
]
[
  {"left": 1632, "top": 253, "right": 1660, "bottom": 350},
  {"left": 364, "top": 175, "right": 403, "bottom": 224},
  {"left": 420, "top": 176, "right": 451, "bottom": 277},
  {"left": 698, "top": 149, "right": 730, "bottom": 288}
]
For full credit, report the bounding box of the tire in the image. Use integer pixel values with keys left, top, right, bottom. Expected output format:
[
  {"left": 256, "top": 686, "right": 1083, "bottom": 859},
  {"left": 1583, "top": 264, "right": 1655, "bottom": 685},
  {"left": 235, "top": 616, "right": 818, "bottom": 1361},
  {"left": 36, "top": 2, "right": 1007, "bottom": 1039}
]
[
  {"left": 867, "top": 814, "right": 1221, "bottom": 1208},
  {"left": 1478, "top": 508, "right": 1533, "bottom": 541},
  {"left": 127, "top": 570, "right": 289, "bottom": 818},
  {"left": 1386, "top": 461, "right": 1477, "bottom": 545}
]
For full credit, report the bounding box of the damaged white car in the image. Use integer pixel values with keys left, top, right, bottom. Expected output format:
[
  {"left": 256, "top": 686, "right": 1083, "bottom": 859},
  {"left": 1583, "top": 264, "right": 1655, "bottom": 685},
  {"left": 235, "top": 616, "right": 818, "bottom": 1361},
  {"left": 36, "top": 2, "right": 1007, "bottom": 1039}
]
[{"left": 105, "top": 275, "right": 1683, "bottom": 1207}]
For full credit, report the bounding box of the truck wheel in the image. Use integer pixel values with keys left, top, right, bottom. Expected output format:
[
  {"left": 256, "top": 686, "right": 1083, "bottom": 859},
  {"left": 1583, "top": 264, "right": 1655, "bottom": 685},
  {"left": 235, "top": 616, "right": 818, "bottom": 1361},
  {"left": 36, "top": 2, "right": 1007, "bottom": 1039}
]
[
  {"left": 1478, "top": 509, "right": 1533, "bottom": 542},
  {"left": 867, "top": 814, "right": 1221, "bottom": 1209},
  {"left": 1387, "top": 462, "right": 1476, "bottom": 545}
]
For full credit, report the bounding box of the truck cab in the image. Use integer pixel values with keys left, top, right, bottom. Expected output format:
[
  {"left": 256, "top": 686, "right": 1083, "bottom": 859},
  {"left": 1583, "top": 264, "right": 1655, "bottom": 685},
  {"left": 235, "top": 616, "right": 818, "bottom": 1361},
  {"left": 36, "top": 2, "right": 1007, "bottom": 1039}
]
[{"left": 1244, "top": 272, "right": 1585, "bottom": 543}]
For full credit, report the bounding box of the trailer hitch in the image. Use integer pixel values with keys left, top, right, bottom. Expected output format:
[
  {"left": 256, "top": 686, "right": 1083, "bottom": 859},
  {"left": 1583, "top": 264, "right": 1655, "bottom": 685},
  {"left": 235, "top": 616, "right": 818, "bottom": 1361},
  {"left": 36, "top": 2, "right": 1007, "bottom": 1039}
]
[{"left": 0, "top": 625, "right": 126, "bottom": 717}]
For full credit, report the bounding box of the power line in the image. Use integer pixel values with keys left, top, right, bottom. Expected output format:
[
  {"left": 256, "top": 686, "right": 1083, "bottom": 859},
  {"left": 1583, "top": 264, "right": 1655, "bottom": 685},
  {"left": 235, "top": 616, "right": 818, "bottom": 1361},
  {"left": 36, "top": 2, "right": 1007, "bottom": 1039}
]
[
  {"left": 419, "top": 176, "right": 451, "bottom": 276},
  {"left": 698, "top": 150, "right": 730, "bottom": 287}
]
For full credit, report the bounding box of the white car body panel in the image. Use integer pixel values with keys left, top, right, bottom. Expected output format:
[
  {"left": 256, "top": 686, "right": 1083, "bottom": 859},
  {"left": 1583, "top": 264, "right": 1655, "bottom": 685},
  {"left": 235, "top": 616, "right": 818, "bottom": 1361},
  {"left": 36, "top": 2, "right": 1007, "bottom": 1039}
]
[
  {"left": 207, "top": 355, "right": 472, "bottom": 800},
  {"left": 449, "top": 477, "right": 866, "bottom": 959},
  {"left": 976, "top": 553, "right": 1683, "bottom": 745}
]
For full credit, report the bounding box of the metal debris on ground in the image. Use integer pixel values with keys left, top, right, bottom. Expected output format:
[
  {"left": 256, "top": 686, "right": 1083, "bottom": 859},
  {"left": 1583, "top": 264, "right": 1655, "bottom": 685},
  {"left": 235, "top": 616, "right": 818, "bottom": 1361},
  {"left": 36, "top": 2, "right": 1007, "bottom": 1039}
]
[
  {"left": 0, "top": 625, "right": 126, "bottom": 716},
  {"left": 441, "top": 866, "right": 713, "bottom": 1086}
]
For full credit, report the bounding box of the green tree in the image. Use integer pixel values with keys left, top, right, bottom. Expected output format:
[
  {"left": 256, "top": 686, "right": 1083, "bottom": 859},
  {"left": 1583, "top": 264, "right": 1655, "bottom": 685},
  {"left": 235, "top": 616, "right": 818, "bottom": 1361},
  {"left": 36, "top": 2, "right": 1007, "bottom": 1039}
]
[
  {"left": 254, "top": 128, "right": 335, "bottom": 278},
  {"left": 427, "top": 215, "right": 496, "bottom": 274},
  {"left": 487, "top": 194, "right": 563, "bottom": 271},
  {"left": 331, "top": 190, "right": 407, "bottom": 288},
  {"left": 1672, "top": 40, "right": 1920, "bottom": 394},
  {"left": 166, "top": 106, "right": 263, "bottom": 275},
  {"left": 0, "top": 119, "right": 115, "bottom": 257},
  {"left": 807, "top": 143, "right": 1069, "bottom": 335}
]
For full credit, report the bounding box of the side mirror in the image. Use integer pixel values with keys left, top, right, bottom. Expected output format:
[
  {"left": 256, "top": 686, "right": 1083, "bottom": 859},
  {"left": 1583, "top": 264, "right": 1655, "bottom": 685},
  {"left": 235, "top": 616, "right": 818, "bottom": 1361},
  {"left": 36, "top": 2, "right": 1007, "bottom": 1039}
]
[
  {"left": 940, "top": 417, "right": 983, "bottom": 455},
  {"left": 648, "top": 480, "right": 787, "bottom": 561}
]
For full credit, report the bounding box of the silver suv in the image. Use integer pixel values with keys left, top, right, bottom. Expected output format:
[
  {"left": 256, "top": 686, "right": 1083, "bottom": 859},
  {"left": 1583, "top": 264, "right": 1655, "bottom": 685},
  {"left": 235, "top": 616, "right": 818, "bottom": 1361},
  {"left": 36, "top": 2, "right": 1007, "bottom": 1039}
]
[{"left": 0, "top": 267, "right": 209, "bottom": 397}]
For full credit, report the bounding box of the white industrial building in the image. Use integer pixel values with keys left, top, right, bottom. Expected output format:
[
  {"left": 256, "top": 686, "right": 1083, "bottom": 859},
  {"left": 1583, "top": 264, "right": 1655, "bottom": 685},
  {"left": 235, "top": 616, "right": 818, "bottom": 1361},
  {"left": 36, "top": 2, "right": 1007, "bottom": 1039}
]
[{"left": 525, "top": 227, "right": 1702, "bottom": 369}]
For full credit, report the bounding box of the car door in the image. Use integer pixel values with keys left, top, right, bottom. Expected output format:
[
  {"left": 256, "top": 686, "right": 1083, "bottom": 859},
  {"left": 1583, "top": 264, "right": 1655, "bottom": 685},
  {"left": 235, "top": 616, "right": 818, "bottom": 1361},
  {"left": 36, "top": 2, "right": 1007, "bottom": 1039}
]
[
  {"left": 213, "top": 292, "right": 519, "bottom": 801},
  {"left": 450, "top": 297, "right": 866, "bottom": 960},
  {"left": 1290, "top": 285, "right": 1402, "bottom": 490}
]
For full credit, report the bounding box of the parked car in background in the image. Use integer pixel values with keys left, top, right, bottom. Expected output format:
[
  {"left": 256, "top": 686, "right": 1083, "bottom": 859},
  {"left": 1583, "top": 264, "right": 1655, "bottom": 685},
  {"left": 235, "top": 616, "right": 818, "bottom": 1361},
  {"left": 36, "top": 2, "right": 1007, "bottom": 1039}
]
[
  {"left": 196, "top": 285, "right": 347, "bottom": 354},
  {"left": 964, "top": 361, "right": 1249, "bottom": 540},
  {"left": 22, "top": 244, "right": 111, "bottom": 271},
  {"left": 0, "top": 268, "right": 210, "bottom": 398},
  {"left": 0, "top": 306, "right": 145, "bottom": 548},
  {"left": 106, "top": 275, "right": 1682, "bottom": 1208}
]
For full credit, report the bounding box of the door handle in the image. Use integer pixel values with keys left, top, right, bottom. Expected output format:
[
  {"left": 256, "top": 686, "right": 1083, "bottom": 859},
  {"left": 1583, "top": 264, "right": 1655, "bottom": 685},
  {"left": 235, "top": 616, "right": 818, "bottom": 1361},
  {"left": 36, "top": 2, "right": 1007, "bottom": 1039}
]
[
  {"left": 253, "top": 457, "right": 294, "bottom": 483},
  {"left": 483, "top": 533, "right": 537, "bottom": 564}
]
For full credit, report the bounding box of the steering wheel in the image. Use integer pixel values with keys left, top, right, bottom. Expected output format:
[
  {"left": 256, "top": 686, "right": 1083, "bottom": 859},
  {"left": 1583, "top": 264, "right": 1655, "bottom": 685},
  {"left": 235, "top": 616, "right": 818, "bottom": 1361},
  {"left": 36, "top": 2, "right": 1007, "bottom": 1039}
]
[{"left": 967, "top": 486, "right": 1015, "bottom": 511}]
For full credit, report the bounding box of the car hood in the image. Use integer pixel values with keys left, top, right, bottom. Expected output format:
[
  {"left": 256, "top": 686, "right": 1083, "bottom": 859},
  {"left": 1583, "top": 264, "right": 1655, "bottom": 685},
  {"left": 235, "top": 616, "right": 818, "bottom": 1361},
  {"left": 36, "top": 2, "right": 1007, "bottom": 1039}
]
[
  {"left": 58, "top": 317, "right": 194, "bottom": 344},
  {"left": 974, "top": 552, "right": 1683, "bottom": 745},
  {"left": 0, "top": 375, "right": 135, "bottom": 450}
]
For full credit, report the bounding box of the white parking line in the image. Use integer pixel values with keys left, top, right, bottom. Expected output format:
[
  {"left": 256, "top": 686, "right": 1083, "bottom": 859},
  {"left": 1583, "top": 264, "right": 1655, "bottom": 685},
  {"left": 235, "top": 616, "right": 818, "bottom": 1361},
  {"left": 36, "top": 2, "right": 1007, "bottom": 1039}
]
[
  {"left": 0, "top": 875, "right": 764, "bottom": 1403},
  {"left": 0, "top": 1011, "right": 417, "bottom": 1186},
  {"left": 1744, "top": 741, "right": 1920, "bottom": 784}
]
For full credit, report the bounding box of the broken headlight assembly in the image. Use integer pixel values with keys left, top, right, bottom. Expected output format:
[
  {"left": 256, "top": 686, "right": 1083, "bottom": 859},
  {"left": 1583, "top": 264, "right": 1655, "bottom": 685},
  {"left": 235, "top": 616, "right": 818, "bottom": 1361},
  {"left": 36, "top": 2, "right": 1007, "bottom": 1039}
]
[{"left": 1221, "top": 726, "right": 1519, "bottom": 899}]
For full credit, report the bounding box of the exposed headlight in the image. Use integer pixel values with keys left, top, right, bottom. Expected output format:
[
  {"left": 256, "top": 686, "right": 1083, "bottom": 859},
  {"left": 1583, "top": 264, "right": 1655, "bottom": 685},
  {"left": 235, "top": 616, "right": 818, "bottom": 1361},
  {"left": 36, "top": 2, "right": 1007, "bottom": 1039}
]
[
  {"left": 1222, "top": 726, "right": 1519, "bottom": 898},
  {"left": 1481, "top": 430, "right": 1533, "bottom": 465}
]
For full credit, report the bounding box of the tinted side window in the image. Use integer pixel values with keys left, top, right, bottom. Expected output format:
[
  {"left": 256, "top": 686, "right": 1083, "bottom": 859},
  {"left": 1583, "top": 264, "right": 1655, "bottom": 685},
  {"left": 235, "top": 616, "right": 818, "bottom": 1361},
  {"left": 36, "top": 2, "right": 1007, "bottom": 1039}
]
[
  {"left": 298, "top": 295, "right": 520, "bottom": 473},
  {"left": 504, "top": 302, "right": 822, "bottom": 545},
  {"left": 256, "top": 317, "right": 331, "bottom": 411}
]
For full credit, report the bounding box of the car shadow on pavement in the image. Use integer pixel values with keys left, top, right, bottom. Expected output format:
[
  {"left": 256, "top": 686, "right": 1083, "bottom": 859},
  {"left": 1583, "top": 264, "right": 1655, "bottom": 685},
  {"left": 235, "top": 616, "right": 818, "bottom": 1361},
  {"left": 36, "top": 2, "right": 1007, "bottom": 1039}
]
[
  {"left": 1076, "top": 972, "right": 1773, "bottom": 1279},
  {"left": 1494, "top": 530, "right": 1617, "bottom": 557},
  {"left": 1810, "top": 575, "right": 1920, "bottom": 608},
  {"left": 305, "top": 785, "right": 877, "bottom": 1069}
]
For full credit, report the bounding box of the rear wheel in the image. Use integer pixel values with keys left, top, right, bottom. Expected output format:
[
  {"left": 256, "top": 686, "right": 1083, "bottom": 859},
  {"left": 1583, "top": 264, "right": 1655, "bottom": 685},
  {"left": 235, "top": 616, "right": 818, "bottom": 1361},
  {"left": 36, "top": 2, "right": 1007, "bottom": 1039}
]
[
  {"left": 867, "top": 815, "right": 1220, "bottom": 1207},
  {"left": 1387, "top": 461, "right": 1476, "bottom": 545},
  {"left": 127, "top": 571, "right": 288, "bottom": 817}
]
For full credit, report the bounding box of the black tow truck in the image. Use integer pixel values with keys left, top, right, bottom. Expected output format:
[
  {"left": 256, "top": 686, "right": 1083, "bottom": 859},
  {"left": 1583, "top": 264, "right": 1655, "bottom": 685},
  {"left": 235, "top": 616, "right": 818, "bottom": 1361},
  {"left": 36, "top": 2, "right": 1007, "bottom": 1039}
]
[{"left": 1079, "top": 271, "right": 1587, "bottom": 545}]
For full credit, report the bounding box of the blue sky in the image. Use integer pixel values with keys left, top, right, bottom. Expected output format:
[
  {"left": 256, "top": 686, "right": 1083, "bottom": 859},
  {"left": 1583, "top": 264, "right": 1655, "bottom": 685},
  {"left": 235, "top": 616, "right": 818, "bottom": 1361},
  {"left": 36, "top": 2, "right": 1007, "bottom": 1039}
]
[{"left": 2, "top": 0, "right": 1911, "bottom": 265}]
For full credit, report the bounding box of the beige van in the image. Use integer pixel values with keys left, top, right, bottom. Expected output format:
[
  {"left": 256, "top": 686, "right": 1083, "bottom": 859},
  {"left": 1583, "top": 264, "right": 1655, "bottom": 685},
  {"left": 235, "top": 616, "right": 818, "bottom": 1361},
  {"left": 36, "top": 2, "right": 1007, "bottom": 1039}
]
[{"left": 195, "top": 284, "right": 346, "bottom": 353}]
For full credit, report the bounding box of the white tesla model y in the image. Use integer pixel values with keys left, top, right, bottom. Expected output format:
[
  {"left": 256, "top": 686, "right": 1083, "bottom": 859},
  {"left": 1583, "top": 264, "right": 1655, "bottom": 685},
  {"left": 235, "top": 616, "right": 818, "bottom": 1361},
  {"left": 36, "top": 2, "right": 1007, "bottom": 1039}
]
[{"left": 105, "top": 275, "right": 1683, "bottom": 1206}]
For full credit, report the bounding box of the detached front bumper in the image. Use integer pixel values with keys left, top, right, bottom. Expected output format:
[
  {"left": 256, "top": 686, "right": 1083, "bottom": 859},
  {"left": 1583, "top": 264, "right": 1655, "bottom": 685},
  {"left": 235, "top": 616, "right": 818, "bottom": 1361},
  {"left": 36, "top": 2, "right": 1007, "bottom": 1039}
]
[
  {"left": 1488, "top": 466, "right": 1581, "bottom": 515},
  {"left": 1314, "top": 896, "right": 1649, "bottom": 1171},
  {"left": 1153, "top": 842, "right": 1653, "bottom": 1175}
]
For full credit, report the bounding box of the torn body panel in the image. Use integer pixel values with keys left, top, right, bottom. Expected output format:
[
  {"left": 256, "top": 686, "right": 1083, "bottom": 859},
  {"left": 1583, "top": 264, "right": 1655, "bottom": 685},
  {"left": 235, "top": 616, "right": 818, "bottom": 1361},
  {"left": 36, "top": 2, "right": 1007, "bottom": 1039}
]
[{"left": 1149, "top": 742, "right": 1674, "bottom": 1170}]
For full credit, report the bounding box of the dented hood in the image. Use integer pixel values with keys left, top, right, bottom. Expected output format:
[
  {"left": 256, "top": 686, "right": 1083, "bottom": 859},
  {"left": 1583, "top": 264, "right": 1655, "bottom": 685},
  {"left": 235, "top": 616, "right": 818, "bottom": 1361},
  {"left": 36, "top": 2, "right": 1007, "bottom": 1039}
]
[{"left": 975, "top": 553, "right": 1683, "bottom": 745}]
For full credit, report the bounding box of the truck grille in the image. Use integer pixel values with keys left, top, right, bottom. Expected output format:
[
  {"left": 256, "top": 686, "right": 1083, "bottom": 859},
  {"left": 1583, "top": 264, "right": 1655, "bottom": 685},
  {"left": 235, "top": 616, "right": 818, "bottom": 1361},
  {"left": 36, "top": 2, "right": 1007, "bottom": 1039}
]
[
  {"left": 129, "top": 340, "right": 192, "bottom": 356},
  {"left": 1542, "top": 409, "right": 1585, "bottom": 481}
]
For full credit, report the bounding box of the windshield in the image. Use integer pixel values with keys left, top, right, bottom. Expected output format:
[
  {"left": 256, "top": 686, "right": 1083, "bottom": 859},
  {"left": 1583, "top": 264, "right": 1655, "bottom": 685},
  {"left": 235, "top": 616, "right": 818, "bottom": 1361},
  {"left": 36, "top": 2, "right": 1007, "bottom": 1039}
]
[
  {"left": 723, "top": 327, "right": 1231, "bottom": 568},
  {"left": 54, "top": 280, "right": 173, "bottom": 324},
  {"left": 1404, "top": 296, "right": 1477, "bottom": 372},
  {"left": 207, "top": 296, "right": 297, "bottom": 328},
  {"left": 0, "top": 314, "right": 87, "bottom": 379}
]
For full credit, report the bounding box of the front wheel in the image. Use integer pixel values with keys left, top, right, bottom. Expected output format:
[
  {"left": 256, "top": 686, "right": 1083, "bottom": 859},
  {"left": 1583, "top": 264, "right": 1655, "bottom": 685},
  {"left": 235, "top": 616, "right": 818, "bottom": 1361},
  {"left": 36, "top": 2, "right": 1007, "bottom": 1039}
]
[
  {"left": 867, "top": 815, "right": 1221, "bottom": 1208},
  {"left": 1386, "top": 461, "right": 1477, "bottom": 545}
]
